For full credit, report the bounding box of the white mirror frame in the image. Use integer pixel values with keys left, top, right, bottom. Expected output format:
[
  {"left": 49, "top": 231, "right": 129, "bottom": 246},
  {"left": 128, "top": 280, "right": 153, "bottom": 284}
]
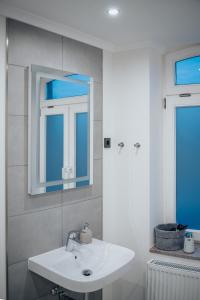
[{"left": 28, "top": 65, "right": 93, "bottom": 195}]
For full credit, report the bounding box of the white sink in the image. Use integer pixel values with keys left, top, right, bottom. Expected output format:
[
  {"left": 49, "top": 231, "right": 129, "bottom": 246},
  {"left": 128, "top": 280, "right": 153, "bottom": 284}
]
[{"left": 28, "top": 239, "right": 135, "bottom": 293}]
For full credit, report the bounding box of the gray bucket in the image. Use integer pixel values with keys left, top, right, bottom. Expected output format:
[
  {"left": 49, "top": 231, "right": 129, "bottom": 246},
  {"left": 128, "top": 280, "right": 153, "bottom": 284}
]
[{"left": 155, "top": 223, "right": 185, "bottom": 251}]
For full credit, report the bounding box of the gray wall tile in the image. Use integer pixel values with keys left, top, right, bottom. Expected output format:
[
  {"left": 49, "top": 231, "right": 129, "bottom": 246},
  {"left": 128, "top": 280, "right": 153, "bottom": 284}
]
[
  {"left": 37, "top": 296, "right": 59, "bottom": 300},
  {"left": 8, "top": 65, "right": 28, "bottom": 116},
  {"left": 8, "top": 207, "right": 62, "bottom": 265},
  {"left": 89, "top": 290, "right": 102, "bottom": 300},
  {"left": 62, "top": 37, "right": 102, "bottom": 83},
  {"left": 93, "top": 82, "right": 103, "bottom": 121},
  {"left": 37, "top": 290, "right": 101, "bottom": 300},
  {"left": 94, "top": 121, "right": 102, "bottom": 160},
  {"left": 8, "top": 261, "right": 56, "bottom": 300},
  {"left": 62, "top": 159, "right": 102, "bottom": 204},
  {"left": 7, "top": 166, "right": 62, "bottom": 217},
  {"left": 7, "top": 19, "right": 62, "bottom": 69},
  {"left": 62, "top": 197, "right": 102, "bottom": 244},
  {"left": 7, "top": 115, "right": 28, "bottom": 166},
  {"left": 7, "top": 19, "right": 102, "bottom": 300},
  {"left": 61, "top": 289, "right": 84, "bottom": 300}
]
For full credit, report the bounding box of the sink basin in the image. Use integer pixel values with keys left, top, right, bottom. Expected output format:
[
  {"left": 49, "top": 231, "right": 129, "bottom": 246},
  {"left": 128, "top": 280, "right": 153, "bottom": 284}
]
[{"left": 28, "top": 239, "right": 135, "bottom": 293}]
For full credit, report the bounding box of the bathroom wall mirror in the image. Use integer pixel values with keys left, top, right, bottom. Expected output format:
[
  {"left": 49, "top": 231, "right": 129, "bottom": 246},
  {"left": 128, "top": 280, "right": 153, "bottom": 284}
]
[{"left": 28, "top": 65, "right": 93, "bottom": 195}]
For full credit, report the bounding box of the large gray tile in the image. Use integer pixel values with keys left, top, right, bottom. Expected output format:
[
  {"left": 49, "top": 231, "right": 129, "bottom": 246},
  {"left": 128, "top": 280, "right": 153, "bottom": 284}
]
[
  {"left": 61, "top": 290, "right": 102, "bottom": 300},
  {"left": 7, "top": 19, "right": 62, "bottom": 69},
  {"left": 94, "top": 121, "right": 102, "bottom": 160},
  {"left": 62, "top": 289, "right": 84, "bottom": 300},
  {"left": 8, "top": 207, "right": 62, "bottom": 265},
  {"left": 7, "top": 115, "right": 28, "bottom": 166},
  {"left": 89, "top": 290, "right": 102, "bottom": 300},
  {"left": 8, "top": 65, "right": 28, "bottom": 116},
  {"left": 7, "top": 166, "right": 62, "bottom": 217},
  {"left": 62, "top": 37, "right": 102, "bottom": 83},
  {"left": 37, "top": 295, "right": 59, "bottom": 300},
  {"left": 62, "top": 159, "right": 102, "bottom": 204},
  {"left": 62, "top": 197, "right": 102, "bottom": 244},
  {"left": 8, "top": 260, "right": 56, "bottom": 300},
  {"left": 93, "top": 82, "right": 103, "bottom": 121}
]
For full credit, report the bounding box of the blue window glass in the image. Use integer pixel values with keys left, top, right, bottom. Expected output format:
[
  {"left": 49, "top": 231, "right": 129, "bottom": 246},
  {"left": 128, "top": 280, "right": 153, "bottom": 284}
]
[
  {"left": 46, "top": 114, "right": 64, "bottom": 192},
  {"left": 76, "top": 112, "right": 89, "bottom": 187},
  {"left": 175, "top": 56, "right": 200, "bottom": 85},
  {"left": 176, "top": 106, "right": 200, "bottom": 229},
  {"left": 46, "top": 78, "right": 89, "bottom": 100}
]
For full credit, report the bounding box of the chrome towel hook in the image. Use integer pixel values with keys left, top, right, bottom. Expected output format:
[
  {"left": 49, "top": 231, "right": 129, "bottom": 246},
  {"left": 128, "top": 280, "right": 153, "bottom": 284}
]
[
  {"left": 118, "top": 142, "right": 125, "bottom": 148},
  {"left": 134, "top": 142, "right": 141, "bottom": 149}
]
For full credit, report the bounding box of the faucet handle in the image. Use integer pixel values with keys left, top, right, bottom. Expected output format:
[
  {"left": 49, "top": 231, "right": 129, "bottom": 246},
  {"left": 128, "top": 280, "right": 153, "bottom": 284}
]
[
  {"left": 83, "top": 222, "right": 90, "bottom": 230},
  {"left": 68, "top": 230, "right": 80, "bottom": 240},
  {"left": 66, "top": 230, "right": 81, "bottom": 251}
]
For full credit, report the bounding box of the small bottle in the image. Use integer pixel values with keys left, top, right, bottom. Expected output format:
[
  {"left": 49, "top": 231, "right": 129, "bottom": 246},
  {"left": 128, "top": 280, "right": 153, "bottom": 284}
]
[
  {"left": 184, "top": 232, "right": 195, "bottom": 254},
  {"left": 80, "top": 223, "right": 93, "bottom": 244}
]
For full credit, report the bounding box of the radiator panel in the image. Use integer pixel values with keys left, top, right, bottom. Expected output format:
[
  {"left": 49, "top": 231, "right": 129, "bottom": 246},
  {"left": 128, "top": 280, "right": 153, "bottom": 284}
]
[{"left": 147, "top": 260, "right": 200, "bottom": 300}]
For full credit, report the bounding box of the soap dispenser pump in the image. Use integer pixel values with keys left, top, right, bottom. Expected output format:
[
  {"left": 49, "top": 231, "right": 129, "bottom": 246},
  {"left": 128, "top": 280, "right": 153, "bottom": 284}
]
[{"left": 80, "top": 223, "right": 93, "bottom": 244}]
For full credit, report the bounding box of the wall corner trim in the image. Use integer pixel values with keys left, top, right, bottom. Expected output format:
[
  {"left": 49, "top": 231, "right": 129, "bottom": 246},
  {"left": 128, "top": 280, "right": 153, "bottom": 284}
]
[{"left": 0, "top": 15, "right": 7, "bottom": 300}]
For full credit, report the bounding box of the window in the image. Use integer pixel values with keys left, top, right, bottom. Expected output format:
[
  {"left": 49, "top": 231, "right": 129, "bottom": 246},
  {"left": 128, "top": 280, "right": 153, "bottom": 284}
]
[
  {"left": 175, "top": 56, "right": 200, "bottom": 85},
  {"left": 176, "top": 106, "right": 200, "bottom": 229},
  {"left": 46, "top": 114, "right": 64, "bottom": 192},
  {"left": 39, "top": 76, "right": 89, "bottom": 193},
  {"left": 165, "top": 46, "right": 200, "bottom": 95}
]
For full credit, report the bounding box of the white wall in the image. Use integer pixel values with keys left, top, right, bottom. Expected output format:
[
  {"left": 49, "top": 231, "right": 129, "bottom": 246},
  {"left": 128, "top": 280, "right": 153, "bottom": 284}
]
[
  {"left": 149, "top": 50, "right": 164, "bottom": 244},
  {"left": 103, "top": 48, "right": 163, "bottom": 300},
  {"left": 0, "top": 15, "right": 7, "bottom": 300}
]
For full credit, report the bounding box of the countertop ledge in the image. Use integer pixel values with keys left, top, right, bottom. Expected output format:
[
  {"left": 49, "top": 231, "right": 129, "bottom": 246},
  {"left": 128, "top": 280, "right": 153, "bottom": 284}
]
[{"left": 150, "top": 242, "right": 200, "bottom": 261}]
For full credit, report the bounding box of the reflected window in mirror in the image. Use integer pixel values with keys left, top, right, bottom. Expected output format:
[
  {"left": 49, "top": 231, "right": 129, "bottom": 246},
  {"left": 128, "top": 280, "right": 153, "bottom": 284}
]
[{"left": 29, "top": 66, "right": 93, "bottom": 195}]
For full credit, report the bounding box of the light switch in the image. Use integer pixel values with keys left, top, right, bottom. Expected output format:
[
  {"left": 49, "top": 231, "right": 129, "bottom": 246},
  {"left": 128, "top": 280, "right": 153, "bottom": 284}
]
[{"left": 104, "top": 138, "right": 111, "bottom": 148}]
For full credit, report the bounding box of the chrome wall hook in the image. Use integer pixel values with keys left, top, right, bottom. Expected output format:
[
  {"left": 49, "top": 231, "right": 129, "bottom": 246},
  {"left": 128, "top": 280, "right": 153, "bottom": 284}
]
[
  {"left": 134, "top": 142, "right": 141, "bottom": 149},
  {"left": 118, "top": 142, "right": 125, "bottom": 148}
]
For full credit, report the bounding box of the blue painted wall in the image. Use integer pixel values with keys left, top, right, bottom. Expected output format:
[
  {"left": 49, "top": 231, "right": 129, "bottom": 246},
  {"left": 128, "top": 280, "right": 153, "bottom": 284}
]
[
  {"left": 176, "top": 106, "right": 200, "bottom": 229},
  {"left": 175, "top": 56, "right": 200, "bottom": 85}
]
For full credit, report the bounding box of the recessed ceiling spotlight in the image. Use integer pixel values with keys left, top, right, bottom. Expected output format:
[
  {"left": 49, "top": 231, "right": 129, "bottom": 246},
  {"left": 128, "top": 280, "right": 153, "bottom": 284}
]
[{"left": 107, "top": 7, "right": 120, "bottom": 17}]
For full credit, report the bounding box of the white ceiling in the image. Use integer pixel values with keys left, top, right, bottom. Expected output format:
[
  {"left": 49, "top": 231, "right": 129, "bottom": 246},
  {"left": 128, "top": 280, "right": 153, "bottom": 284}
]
[{"left": 1, "top": 0, "right": 200, "bottom": 52}]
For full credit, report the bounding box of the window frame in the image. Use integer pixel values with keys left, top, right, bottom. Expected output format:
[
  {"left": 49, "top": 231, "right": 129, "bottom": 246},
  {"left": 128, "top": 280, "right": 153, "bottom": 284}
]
[
  {"left": 164, "top": 94, "right": 200, "bottom": 239},
  {"left": 40, "top": 100, "right": 88, "bottom": 192},
  {"left": 164, "top": 45, "right": 200, "bottom": 95}
]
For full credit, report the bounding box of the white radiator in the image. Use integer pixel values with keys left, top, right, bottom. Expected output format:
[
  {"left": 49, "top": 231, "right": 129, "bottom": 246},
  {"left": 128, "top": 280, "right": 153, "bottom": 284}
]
[{"left": 147, "top": 260, "right": 200, "bottom": 300}]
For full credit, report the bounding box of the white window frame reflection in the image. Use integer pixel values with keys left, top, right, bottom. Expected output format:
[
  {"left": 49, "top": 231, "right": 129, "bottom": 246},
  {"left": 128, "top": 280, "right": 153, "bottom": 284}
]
[{"left": 40, "top": 98, "right": 88, "bottom": 192}]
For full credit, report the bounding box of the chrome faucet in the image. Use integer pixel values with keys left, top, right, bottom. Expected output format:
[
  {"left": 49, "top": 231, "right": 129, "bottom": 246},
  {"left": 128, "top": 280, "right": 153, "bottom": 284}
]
[{"left": 65, "top": 230, "right": 81, "bottom": 251}]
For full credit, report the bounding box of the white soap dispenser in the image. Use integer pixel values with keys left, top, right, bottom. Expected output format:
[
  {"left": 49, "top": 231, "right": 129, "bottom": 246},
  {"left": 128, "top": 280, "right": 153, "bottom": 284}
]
[
  {"left": 184, "top": 232, "right": 195, "bottom": 254},
  {"left": 80, "top": 223, "right": 93, "bottom": 244}
]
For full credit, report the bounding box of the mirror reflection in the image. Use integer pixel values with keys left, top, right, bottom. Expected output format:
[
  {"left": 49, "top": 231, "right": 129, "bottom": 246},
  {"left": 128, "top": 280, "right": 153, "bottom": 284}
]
[{"left": 29, "top": 66, "right": 93, "bottom": 195}]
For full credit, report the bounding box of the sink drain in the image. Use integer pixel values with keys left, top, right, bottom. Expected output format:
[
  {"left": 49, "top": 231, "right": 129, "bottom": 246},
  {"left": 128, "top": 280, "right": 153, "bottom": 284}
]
[{"left": 82, "top": 269, "right": 93, "bottom": 277}]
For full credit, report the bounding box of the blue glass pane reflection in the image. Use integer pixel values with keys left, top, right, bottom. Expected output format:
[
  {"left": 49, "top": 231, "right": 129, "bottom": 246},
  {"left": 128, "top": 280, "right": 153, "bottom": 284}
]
[
  {"left": 46, "top": 79, "right": 89, "bottom": 99},
  {"left": 76, "top": 112, "right": 89, "bottom": 187},
  {"left": 46, "top": 114, "right": 64, "bottom": 192}
]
